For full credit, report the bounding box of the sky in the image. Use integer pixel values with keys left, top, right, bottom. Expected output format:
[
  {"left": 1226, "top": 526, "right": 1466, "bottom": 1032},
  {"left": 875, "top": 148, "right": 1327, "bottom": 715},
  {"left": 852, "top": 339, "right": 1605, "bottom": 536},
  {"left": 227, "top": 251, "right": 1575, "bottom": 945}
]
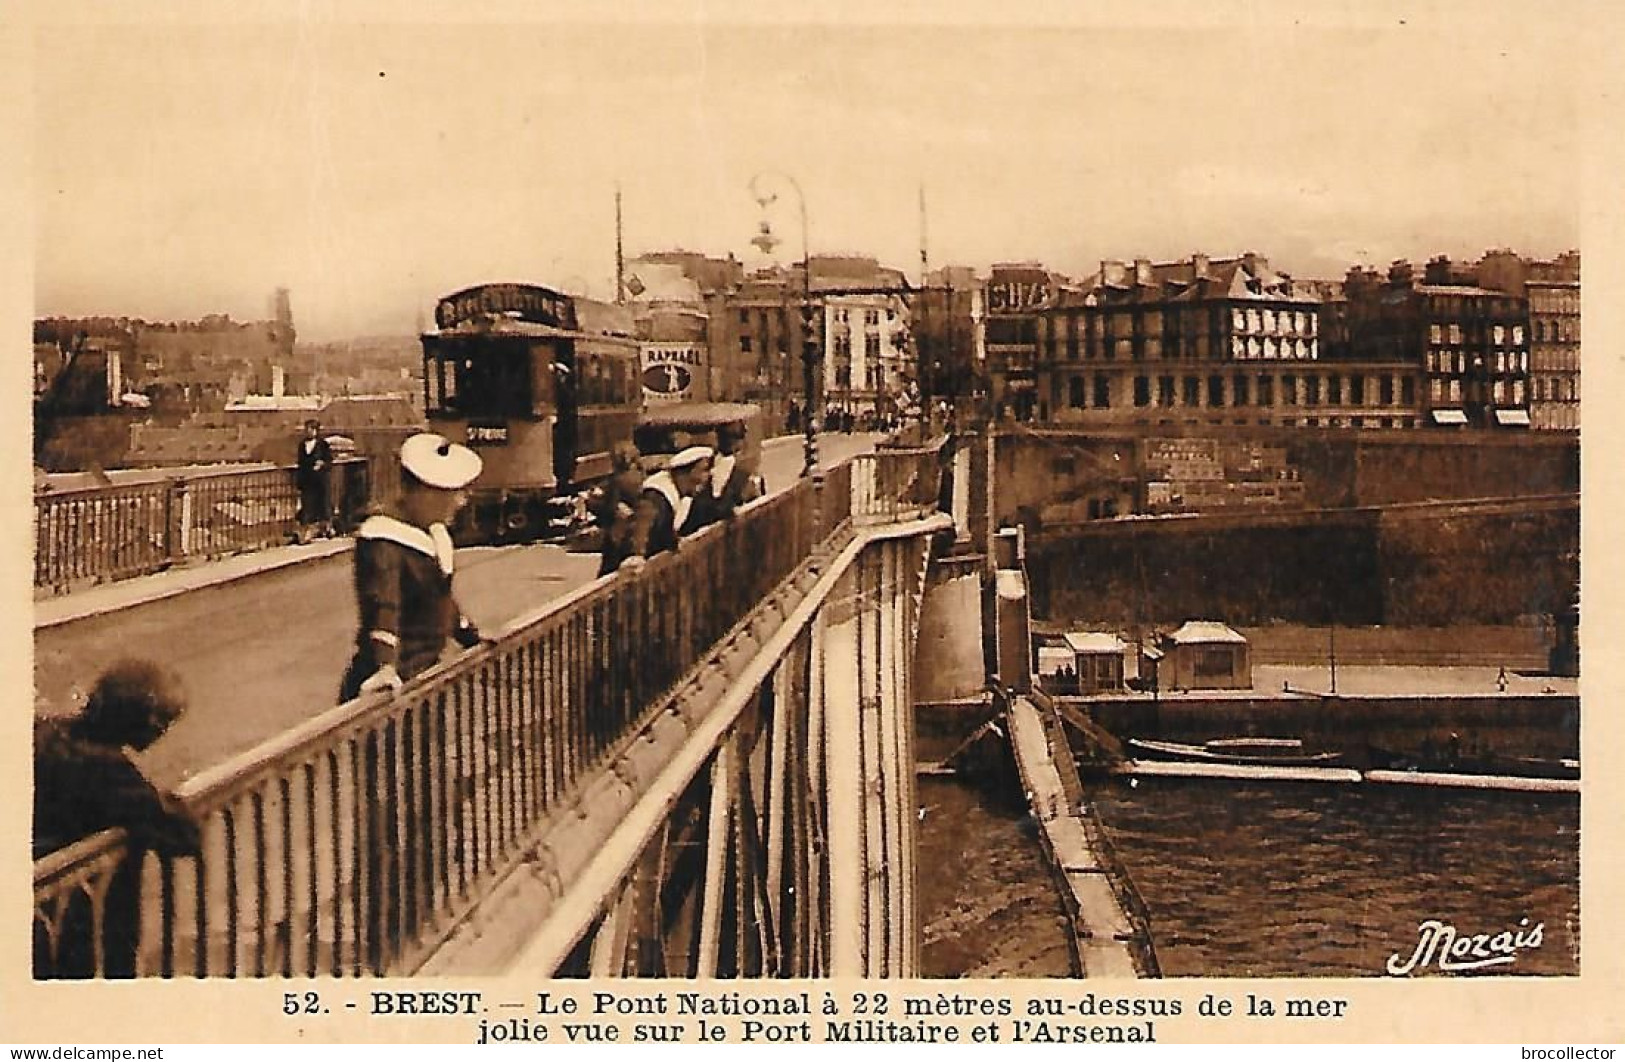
[{"left": 29, "top": 5, "right": 1585, "bottom": 341}]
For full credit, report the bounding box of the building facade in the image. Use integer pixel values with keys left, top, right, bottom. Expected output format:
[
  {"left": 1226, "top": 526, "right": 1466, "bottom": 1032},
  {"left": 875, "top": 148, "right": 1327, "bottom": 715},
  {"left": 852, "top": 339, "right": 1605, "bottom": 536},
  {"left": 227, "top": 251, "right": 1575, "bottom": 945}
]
[
  {"left": 709, "top": 269, "right": 805, "bottom": 430},
  {"left": 984, "top": 263, "right": 1058, "bottom": 421},
  {"left": 1526, "top": 266, "right": 1580, "bottom": 431},
  {"left": 1475, "top": 249, "right": 1580, "bottom": 431},
  {"left": 819, "top": 289, "right": 912, "bottom": 423},
  {"left": 1033, "top": 254, "right": 1417, "bottom": 429},
  {"left": 909, "top": 266, "right": 986, "bottom": 417}
]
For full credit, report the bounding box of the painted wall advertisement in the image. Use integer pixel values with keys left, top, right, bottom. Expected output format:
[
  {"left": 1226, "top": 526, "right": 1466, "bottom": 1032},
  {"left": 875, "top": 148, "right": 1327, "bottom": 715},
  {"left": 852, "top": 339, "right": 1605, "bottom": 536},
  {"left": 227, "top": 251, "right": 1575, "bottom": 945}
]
[{"left": 641, "top": 343, "right": 705, "bottom": 402}]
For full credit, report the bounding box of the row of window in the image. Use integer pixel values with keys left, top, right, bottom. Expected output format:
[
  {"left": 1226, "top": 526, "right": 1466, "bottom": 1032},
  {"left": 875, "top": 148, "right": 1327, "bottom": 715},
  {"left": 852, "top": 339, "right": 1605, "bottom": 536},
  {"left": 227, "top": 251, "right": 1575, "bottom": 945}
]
[
  {"left": 1040, "top": 336, "right": 1320, "bottom": 363},
  {"left": 1529, "top": 291, "right": 1581, "bottom": 316},
  {"left": 1059, "top": 371, "right": 1416, "bottom": 411},
  {"left": 1425, "top": 295, "right": 1523, "bottom": 318},
  {"left": 1077, "top": 414, "right": 1421, "bottom": 430},
  {"left": 1429, "top": 323, "right": 1527, "bottom": 346},
  {"left": 1534, "top": 375, "right": 1580, "bottom": 402},
  {"left": 828, "top": 366, "right": 892, "bottom": 390},
  {"left": 1231, "top": 336, "right": 1319, "bottom": 361},
  {"left": 1533, "top": 318, "right": 1580, "bottom": 343},
  {"left": 828, "top": 308, "right": 896, "bottom": 326},
  {"left": 1230, "top": 307, "right": 1316, "bottom": 336},
  {"left": 1425, "top": 377, "right": 1529, "bottom": 405},
  {"left": 1426, "top": 349, "right": 1530, "bottom": 374}
]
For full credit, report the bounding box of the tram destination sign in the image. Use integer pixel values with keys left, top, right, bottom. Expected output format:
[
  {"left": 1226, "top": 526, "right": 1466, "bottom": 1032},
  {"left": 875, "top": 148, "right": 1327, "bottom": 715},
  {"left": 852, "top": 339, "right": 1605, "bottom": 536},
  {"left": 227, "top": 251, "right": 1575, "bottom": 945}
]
[{"left": 436, "top": 283, "right": 579, "bottom": 331}]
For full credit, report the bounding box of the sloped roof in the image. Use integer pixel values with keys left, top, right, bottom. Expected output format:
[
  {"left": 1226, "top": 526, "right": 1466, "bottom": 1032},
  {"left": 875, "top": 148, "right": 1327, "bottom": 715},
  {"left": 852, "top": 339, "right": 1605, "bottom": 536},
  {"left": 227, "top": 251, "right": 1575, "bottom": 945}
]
[
  {"left": 1168, "top": 621, "right": 1247, "bottom": 645},
  {"left": 1064, "top": 632, "right": 1126, "bottom": 654}
]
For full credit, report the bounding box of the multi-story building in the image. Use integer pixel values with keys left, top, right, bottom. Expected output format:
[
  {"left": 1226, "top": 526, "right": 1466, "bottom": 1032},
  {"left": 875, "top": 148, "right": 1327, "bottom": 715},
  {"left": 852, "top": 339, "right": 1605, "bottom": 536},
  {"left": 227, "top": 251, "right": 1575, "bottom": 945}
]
[
  {"left": 1527, "top": 257, "right": 1581, "bottom": 431},
  {"left": 1324, "top": 258, "right": 1530, "bottom": 429},
  {"left": 708, "top": 268, "right": 805, "bottom": 429},
  {"left": 1476, "top": 249, "right": 1580, "bottom": 431},
  {"left": 1033, "top": 253, "right": 1417, "bottom": 428},
  {"left": 984, "top": 262, "right": 1059, "bottom": 421},
  {"left": 909, "top": 266, "right": 985, "bottom": 413},
  {"left": 818, "top": 285, "right": 911, "bottom": 422},
  {"left": 623, "top": 262, "right": 711, "bottom": 404}
]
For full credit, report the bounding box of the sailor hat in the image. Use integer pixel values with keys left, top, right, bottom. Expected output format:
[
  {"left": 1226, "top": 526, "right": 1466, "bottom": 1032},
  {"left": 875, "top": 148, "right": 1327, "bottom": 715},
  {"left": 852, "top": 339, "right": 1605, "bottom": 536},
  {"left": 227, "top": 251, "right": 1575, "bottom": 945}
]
[
  {"left": 400, "top": 432, "right": 483, "bottom": 490},
  {"left": 667, "top": 445, "right": 715, "bottom": 471}
]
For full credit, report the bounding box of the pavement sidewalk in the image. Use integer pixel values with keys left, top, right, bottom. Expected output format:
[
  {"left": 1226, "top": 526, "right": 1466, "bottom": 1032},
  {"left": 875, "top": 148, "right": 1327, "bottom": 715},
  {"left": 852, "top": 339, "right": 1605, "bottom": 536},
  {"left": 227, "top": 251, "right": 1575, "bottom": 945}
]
[{"left": 33, "top": 538, "right": 354, "bottom": 631}]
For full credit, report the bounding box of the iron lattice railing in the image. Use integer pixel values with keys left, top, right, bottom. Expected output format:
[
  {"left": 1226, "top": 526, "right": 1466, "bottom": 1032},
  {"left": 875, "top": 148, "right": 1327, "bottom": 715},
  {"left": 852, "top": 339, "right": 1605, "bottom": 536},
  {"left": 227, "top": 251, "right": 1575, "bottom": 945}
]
[
  {"left": 32, "top": 440, "right": 946, "bottom": 978},
  {"left": 33, "top": 459, "right": 373, "bottom": 594}
]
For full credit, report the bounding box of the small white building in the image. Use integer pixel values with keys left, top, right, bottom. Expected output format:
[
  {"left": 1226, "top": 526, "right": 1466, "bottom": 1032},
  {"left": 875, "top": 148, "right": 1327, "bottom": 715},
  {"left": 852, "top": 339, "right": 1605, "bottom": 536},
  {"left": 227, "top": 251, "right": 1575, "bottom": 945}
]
[
  {"left": 1063, "top": 631, "right": 1127, "bottom": 693},
  {"left": 1165, "top": 621, "right": 1251, "bottom": 690}
]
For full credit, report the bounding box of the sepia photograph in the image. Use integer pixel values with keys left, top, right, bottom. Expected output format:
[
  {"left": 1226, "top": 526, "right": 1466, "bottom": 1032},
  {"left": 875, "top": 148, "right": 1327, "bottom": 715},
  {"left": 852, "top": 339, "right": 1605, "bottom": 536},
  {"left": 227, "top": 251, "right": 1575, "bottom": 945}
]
[{"left": 8, "top": 0, "right": 1623, "bottom": 1046}]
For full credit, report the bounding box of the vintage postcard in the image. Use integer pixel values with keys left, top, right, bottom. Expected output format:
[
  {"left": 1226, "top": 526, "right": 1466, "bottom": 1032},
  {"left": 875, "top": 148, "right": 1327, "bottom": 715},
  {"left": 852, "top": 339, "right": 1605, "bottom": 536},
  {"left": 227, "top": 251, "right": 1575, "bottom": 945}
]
[{"left": 5, "top": 0, "right": 1622, "bottom": 1047}]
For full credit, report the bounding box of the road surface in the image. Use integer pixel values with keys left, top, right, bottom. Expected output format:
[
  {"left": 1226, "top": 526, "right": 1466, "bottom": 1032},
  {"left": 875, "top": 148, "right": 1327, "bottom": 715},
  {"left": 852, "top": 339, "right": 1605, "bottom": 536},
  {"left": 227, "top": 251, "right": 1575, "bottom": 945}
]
[{"left": 35, "top": 433, "right": 884, "bottom": 786}]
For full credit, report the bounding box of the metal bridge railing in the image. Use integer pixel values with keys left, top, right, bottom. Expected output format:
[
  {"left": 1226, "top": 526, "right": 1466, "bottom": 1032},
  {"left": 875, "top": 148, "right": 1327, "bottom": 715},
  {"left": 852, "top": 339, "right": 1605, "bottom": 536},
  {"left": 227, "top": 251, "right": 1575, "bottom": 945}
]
[
  {"left": 33, "top": 459, "right": 373, "bottom": 594},
  {"left": 32, "top": 440, "right": 947, "bottom": 978},
  {"left": 851, "top": 443, "right": 950, "bottom": 525},
  {"left": 32, "top": 829, "right": 131, "bottom": 979}
]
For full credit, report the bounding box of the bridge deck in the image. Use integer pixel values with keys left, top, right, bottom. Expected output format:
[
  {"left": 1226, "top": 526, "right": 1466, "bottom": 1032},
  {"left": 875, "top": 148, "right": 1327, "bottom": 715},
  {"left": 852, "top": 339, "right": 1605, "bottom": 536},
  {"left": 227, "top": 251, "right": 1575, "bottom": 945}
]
[{"left": 34, "top": 434, "right": 885, "bottom": 789}]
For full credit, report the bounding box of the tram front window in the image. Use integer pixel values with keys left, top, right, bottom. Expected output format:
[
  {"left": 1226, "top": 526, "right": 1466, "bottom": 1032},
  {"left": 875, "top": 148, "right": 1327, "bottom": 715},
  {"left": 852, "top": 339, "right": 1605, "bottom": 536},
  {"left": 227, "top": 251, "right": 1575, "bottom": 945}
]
[{"left": 425, "top": 340, "right": 535, "bottom": 419}]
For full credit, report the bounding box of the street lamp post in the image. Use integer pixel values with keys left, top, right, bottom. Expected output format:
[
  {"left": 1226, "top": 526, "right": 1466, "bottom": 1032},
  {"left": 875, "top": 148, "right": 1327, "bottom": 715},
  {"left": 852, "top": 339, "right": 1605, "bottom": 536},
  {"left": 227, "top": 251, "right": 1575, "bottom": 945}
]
[{"left": 750, "top": 172, "right": 818, "bottom": 477}]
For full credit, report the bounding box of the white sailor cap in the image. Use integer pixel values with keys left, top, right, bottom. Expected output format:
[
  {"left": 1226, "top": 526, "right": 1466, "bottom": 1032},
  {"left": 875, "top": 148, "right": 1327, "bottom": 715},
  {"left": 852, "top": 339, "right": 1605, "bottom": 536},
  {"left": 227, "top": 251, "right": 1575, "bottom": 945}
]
[
  {"left": 400, "top": 432, "right": 483, "bottom": 490},
  {"left": 667, "top": 445, "right": 715, "bottom": 471}
]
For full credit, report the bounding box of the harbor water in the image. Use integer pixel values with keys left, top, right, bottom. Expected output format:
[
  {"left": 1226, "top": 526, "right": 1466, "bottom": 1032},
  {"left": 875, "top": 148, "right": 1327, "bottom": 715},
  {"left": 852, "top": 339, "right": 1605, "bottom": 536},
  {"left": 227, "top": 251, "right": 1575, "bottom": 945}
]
[{"left": 917, "top": 774, "right": 1579, "bottom": 978}]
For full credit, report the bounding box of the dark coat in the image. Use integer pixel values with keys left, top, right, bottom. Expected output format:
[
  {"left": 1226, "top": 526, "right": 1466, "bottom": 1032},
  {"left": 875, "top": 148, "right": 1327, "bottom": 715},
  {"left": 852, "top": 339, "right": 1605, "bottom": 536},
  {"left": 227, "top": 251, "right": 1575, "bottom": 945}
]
[
  {"left": 592, "top": 467, "right": 645, "bottom": 576},
  {"left": 295, "top": 435, "right": 333, "bottom": 487},
  {"left": 33, "top": 720, "right": 199, "bottom": 978},
  {"left": 340, "top": 514, "right": 479, "bottom": 701},
  {"left": 33, "top": 721, "right": 198, "bottom": 861},
  {"left": 631, "top": 472, "right": 686, "bottom": 558},
  {"left": 682, "top": 454, "right": 763, "bottom": 533},
  {"left": 296, "top": 435, "right": 334, "bottom": 524}
]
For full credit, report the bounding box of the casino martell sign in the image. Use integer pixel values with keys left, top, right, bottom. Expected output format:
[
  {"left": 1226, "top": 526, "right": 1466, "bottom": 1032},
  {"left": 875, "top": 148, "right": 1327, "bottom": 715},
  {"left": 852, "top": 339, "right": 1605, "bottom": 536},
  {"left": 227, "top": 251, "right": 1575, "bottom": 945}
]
[{"left": 641, "top": 343, "right": 705, "bottom": 402}]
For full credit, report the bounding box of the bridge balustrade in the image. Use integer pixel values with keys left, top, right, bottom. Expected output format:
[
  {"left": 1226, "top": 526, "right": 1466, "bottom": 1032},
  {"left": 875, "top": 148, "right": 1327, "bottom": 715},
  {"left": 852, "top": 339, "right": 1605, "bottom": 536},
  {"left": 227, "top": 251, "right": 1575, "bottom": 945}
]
[
  {"left": 32, "top": 440, "right": 947, "bottom": 978},
  {"left": 33, "top": 459, "right": 373, "bottom": 593}
]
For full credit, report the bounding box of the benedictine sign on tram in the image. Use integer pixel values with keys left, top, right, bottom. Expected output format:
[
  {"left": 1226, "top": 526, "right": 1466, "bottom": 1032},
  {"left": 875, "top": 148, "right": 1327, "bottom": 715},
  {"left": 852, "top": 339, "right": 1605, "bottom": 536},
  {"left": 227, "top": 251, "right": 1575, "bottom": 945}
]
[{"left": 435, "top": 283, "right": 578, "bottom": 332}]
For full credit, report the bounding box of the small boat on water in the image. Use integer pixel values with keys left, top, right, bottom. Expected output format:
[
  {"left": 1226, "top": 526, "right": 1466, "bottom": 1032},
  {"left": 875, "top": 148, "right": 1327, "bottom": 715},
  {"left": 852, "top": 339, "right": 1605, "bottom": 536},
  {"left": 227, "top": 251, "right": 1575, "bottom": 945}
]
[
  {"left": 1368, "top": 745, "right": 1580, "bottom": 781},
  {"left": 1127, "top": 736, "right": 1344, "bottom": 768}
]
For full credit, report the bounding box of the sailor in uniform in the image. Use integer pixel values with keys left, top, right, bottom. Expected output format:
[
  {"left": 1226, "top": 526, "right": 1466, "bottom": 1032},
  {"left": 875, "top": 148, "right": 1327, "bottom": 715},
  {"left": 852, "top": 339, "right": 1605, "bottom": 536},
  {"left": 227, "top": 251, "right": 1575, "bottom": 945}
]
[
  {"left": 683, "top": 422, "right": 765, "bottom": 533},
  {"left": 339, "top": 433, "right": 486, "bottom": 701},
  {"left": 622, "top": 445, "right": 713, "bottom": 570}
]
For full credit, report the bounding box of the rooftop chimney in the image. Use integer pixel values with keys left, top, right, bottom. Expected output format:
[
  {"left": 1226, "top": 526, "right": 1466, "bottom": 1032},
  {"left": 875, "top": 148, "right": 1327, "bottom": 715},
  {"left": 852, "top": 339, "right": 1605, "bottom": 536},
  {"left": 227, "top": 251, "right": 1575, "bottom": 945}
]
[
  {"left": 1191, "top": 253, "right": 1210, "bottom": 278},
  {"left": 1134, "top": 258, "right": 1154, "bottom": 286}
]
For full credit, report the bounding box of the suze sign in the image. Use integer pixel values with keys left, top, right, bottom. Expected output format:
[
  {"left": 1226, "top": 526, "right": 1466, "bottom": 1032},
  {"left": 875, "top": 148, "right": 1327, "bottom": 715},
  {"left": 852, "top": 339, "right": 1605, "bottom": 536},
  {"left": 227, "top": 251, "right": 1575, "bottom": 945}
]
[
  {"left": 641, "top": 344, "right": 703, "bottom": 402},
  {"left": 985, "top": 277, "right": 1054, "bottom": 315}
]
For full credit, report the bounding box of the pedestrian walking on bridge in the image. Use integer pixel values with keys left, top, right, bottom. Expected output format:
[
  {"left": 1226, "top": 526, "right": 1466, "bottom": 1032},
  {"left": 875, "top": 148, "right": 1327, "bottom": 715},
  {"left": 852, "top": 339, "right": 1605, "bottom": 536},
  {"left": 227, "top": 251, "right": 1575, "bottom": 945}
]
[{"left": 339, "top": 433, "right": 486, "bottom": 701}]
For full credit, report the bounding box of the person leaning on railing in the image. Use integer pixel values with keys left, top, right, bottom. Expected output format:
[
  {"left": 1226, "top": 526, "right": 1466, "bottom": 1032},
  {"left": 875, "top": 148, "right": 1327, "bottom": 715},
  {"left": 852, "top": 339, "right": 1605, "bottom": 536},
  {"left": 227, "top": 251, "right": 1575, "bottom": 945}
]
[
  {"left": 34, "top": 659, "right": 200, "bottom": 977},
  {"left": 339, "top": 433, "right": 488, "bottom": 701},
  {"left": 618, "top": 446, "right": 714, "bottom": 574},
  {"left": 590, "top": 441, "right": 645, "bottom": 578},
  {"left": 682, "top": 422, "right": 765, "bottom": 534}
]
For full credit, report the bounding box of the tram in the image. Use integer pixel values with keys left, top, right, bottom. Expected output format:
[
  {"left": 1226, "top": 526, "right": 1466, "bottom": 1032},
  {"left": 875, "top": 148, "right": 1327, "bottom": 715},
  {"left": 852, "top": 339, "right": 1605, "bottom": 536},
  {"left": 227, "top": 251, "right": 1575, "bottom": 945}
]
[{"left": 422, "top": 282, "right": 641, "bottom": 542}]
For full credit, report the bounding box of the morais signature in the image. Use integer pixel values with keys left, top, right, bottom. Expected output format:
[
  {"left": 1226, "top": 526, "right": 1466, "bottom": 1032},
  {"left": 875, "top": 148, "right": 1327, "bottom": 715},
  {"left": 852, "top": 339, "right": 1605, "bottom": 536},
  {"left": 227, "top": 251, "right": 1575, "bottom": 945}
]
[{"left": 1386, "top": 917, "right": 1544, "bottom": 975}]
